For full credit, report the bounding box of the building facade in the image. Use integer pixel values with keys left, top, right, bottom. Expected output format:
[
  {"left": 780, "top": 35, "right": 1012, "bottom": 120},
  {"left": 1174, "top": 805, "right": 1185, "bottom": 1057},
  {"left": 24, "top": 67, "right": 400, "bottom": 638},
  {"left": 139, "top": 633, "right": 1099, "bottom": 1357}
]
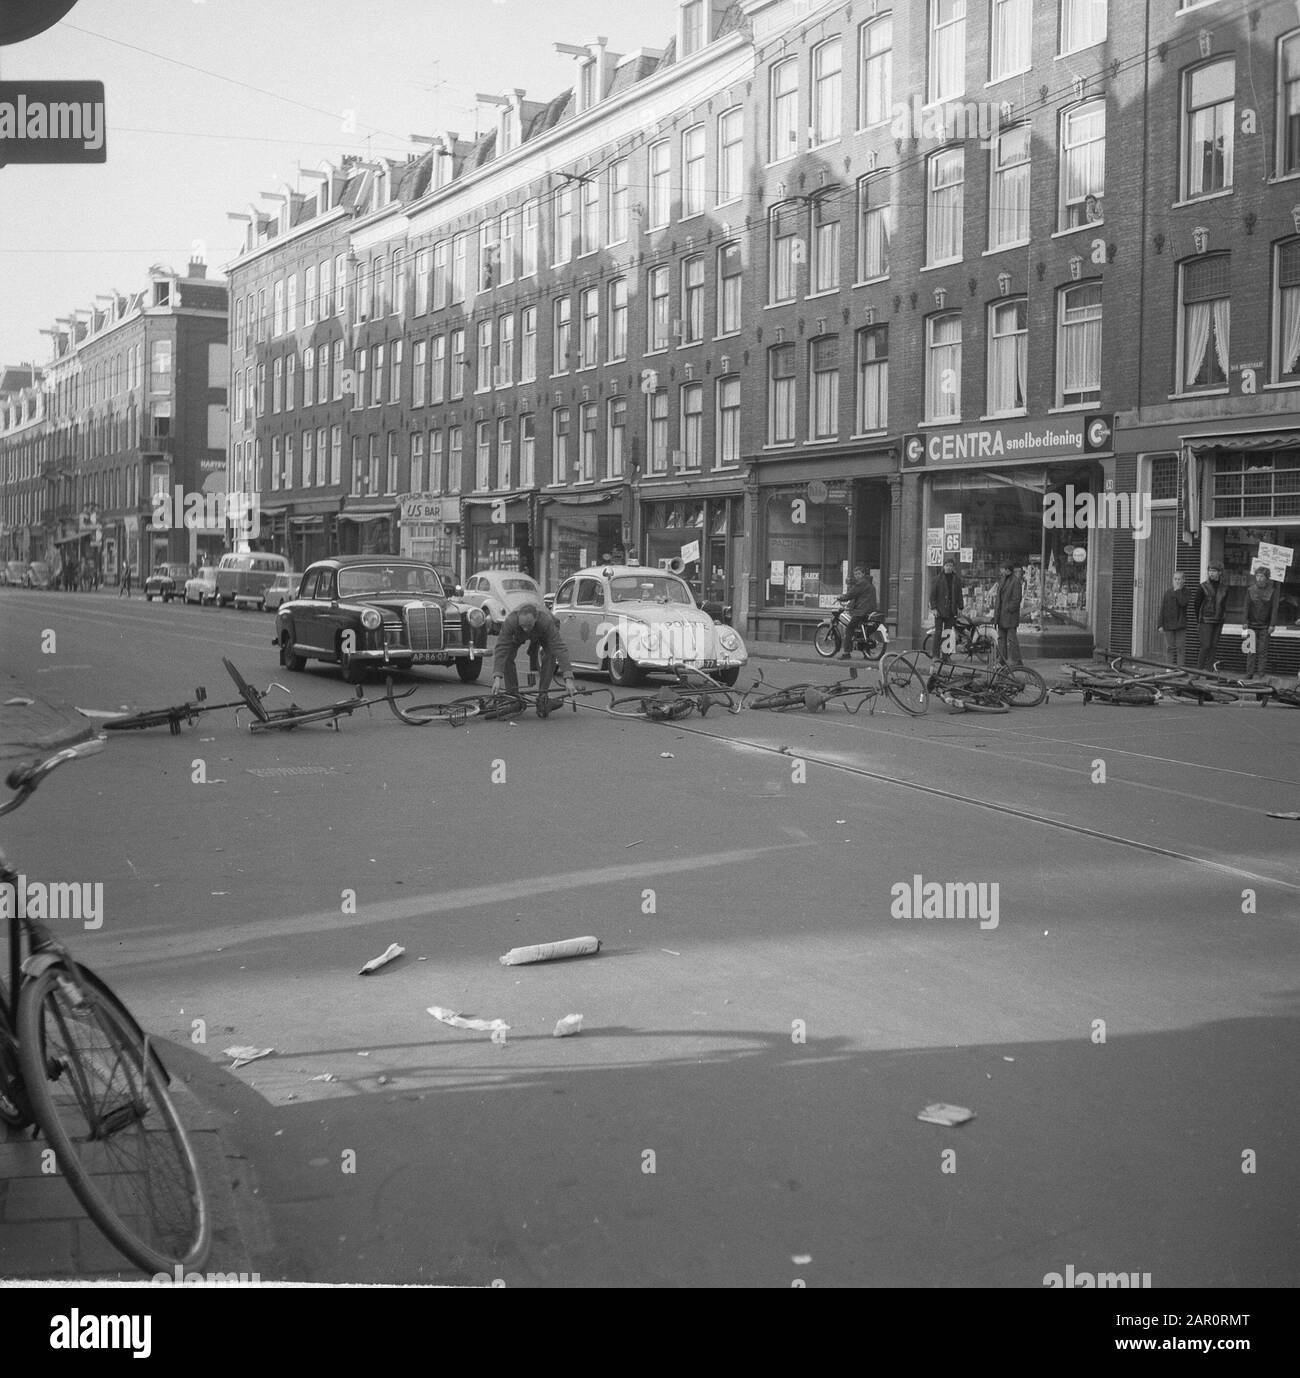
[{"left": 0, "top": 262, "right": 229, "bottom": 583}]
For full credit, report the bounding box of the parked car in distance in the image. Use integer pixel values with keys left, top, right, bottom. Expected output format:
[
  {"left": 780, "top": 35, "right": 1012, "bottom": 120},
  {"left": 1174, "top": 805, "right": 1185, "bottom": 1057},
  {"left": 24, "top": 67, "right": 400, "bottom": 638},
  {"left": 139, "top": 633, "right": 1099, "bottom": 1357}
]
[
  {"left": 143, "top": 562, "right": 189, "bottom": 601},
  {"left": 432, "top": 564, "right": 462, "bottom": 597},
  {"left": 273, "top": 556, "right": 489, "bottom": 683},
  {"left": 215, "top": 551, "right": 291, "bottom": 609},
  {"left": 550, "top": 565, "right": 748, "bottom": 687},
  {"left": 460, "top": 570, "right": 545, "bottom": 632},
  {"left": 183, "top": 567, "right": 218, "bottom": 605},
  {"left": 261, "top": 569, "right": 300, "bottom": 612},
  {"left": 26, "top": 561, "right": 53, "bottom": 590},
  {"left": 3, "top": 560, "right": 29, "bottom": 586}
]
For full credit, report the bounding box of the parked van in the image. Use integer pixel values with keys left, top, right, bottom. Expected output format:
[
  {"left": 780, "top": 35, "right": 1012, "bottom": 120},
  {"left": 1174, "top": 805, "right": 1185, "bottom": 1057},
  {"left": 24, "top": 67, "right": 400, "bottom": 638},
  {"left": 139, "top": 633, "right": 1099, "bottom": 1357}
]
[{"left": 214, "top": 552, "right": 291, "bottom": 609}]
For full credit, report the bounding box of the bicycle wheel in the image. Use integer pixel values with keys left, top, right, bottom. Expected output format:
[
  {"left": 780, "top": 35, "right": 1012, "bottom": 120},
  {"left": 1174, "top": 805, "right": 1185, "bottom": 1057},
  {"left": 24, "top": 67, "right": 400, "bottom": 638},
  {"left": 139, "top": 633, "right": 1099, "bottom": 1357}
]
[
  {"left": 812, "top": 623, "right": 840, "bottom": 658},
  {"left": 997, "top": 665, "right": 1047, "bottom": 707},
  {"left": 882, "top": 656, "right": 929, "bottom": 716},
  {"left": 0, "top": 993, "right": 33, "bottom": 1129},
  {"left": 961, "top": 690, "right": 1011, "bottom": 713},
  {"left": 749, "top": 687, "right": 814, "bottom": 711},
  {"left": 17, "top": 964, "right": 209, "bottom": 1273}
]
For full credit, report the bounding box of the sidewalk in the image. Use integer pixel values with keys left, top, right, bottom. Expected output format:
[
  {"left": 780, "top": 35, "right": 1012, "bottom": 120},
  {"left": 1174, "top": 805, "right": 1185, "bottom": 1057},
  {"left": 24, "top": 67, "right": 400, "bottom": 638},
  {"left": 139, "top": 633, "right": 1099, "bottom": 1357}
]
[{"left": 743, "top": 635, "right": 1084, "bottom": 681}]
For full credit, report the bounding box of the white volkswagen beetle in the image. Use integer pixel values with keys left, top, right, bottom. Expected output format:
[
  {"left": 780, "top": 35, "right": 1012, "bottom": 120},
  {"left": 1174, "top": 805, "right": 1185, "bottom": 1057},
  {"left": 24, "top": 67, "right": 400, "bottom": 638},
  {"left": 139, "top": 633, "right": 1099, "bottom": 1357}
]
[{"left": 550, "top": 565, "right": 746, "bottom": 687}]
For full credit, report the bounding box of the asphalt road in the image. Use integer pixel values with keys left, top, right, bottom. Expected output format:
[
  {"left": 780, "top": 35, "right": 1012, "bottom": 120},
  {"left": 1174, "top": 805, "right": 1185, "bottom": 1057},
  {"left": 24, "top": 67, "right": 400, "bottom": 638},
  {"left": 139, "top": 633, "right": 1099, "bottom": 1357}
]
[{"left": 2, "top": 588, "right": 1298, "bottom": 1287}]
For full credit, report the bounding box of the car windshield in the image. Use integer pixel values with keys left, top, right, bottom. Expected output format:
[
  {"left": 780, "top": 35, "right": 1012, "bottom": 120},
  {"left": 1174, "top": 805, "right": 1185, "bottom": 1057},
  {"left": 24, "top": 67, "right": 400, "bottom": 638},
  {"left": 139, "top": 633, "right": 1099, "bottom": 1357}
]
[
  {"left": 501, "top": 578, "right": 539, "bottom": 594},
  {"left": 608, "top": 575, "right": 694, "bottom": 606},
  {"left": 337, "top": 564, "right": 444, "bottom": 598}
]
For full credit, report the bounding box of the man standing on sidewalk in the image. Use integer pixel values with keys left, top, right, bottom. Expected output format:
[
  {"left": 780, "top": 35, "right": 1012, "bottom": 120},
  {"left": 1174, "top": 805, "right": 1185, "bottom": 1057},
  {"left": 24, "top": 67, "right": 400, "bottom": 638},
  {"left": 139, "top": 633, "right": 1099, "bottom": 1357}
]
[
  {"left": 992, "top": 560, "right": 1025, "bottom": 667},
  {"left": 1244, "top": 566, "right": 1278, "bottom": 677},
  {"left": 1157, "top": 571, "right": 1191, "bottom": 665},
  {"left": 1193, "top": 563, "right": 1230, "bottom": 669}
]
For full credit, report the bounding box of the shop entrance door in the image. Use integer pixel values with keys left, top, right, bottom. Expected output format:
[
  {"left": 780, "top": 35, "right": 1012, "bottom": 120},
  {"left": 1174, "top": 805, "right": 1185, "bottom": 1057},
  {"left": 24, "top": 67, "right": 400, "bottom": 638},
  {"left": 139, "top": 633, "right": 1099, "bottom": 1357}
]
[{"left": 1139, "top": 509, "right": 1178, "bottom": 657}]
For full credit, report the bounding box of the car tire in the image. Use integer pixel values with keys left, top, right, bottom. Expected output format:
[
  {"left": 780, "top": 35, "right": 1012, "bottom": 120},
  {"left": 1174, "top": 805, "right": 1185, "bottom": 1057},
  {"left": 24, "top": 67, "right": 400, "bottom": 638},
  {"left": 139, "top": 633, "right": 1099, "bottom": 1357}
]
[
  {"left": 607, "top": 639, "right": 642, "bottom": 688},
  {"left": 279, "top": 630, "right": 306, "bottom": 672},
  {"left": 456, "top": 658, "right": 483, "bottom": 684},
  {"left": 215, "top": 593, "right": 226, "bottom": 607},
  {"left": 339, "top": 644, "right": 367, "bottom": 684},
  {"left": 713, "top": 666, "right": 740, "bottom": 687},
  {"left": 145, "top": 594, "right": 153, "bottom": 602}
]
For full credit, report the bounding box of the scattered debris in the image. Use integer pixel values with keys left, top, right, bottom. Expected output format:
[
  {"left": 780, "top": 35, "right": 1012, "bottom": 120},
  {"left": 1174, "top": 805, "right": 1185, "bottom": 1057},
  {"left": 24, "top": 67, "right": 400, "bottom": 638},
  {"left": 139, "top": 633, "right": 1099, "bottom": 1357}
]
[
  {"left": 661, "top": 948, "right": 681, "bottom": 956},
  {"left": 1002, "top": 1056, "right": 1015, "bottom": 1062},
  {"left": 659, "top": 752, "right": 674, "bottom": 759},
  {"left": 792, "top": 1253, "right": 812, "bottom": 1265},
  {"left": 624, "top": 840, "right": 643, "bottom": 848},
  {"left": 500, "top": 935, "right": 601, "bottom": 966},
  {"left": 1266, "top": 811, "right": 1300, "bottom": 820},
  {"left": 3, "top": 697, "right": 34, "bottom": 707},
  {"left": 917, "top": 1103, "right": 975, "bottom": 1127},
  {"left": 428, "top": 1005, "right": 511, "bottom": 1035},
  {"left": 224, "top": 1046, "right": 273, "bottom": 1069},
  {"left": 359, "top": 942, "right": 405, "bottom": 975},
  {"left": 377, "top": 1075, "right": 391, "bottom": 1085},
  {"left": 552, "top": 1014, "right": 583, "bottom": 1038},
  {"left": 309, "top": 1073, "right": 337, "bottom": 1083}
]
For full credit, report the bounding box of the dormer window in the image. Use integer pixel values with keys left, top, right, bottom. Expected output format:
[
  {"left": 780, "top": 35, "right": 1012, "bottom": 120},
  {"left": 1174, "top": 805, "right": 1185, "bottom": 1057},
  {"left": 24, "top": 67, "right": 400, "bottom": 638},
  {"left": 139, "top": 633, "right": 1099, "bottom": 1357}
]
[
  {"left": 580, "top": 59, "right": 596, "bottom": 111},
  {"left": 153, "top": 280, "right": 171, "bottom": 308},
  {"left": 499, "top": 109, "right": 513, "bottom": 156},
  {"left": 682, "top": 1, "right": 705, "bottom": 56}
]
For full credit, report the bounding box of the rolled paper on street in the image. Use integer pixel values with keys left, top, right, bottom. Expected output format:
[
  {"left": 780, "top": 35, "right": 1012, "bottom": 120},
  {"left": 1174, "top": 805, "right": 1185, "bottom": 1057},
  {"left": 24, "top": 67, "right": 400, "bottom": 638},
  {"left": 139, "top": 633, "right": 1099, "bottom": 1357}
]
[
  {"left": 427, "top": 1005, "right": 510, "bottom": 1034},
  {"left": 359, "top": 942, "right": 405, "bottom": 975},
  {"left": 553, "top": 1014, "right": 584, "bottom": 1038},
  {"left": 499, "top": 935, "right": 601, "bottom": 966}
]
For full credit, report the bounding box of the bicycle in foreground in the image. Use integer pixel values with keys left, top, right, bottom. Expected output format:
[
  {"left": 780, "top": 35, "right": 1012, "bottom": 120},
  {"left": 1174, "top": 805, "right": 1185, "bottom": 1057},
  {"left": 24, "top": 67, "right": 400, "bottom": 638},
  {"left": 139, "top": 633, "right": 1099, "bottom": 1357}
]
[
  {"left": 0, "top": 729, "right": 210, "bottom": 1274},
  {"left": 746, "top": 654, "right": 929, "bottom": 716},
  {"left": 903, "top": 650, "right": 1047, "bottom": 713}
]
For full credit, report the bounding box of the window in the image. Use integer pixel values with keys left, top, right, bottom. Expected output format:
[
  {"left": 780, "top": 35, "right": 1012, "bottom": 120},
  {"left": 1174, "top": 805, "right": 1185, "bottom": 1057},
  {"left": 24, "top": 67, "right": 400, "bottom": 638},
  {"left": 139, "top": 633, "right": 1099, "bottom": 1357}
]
[
  {"left": 357, "top": 261, "right": 372, "bottom": 321},
  {"left": 319, "top": 427, "right": 329, "bottom": 487},
  {"left": 304, "top": 349, "right": 315, "bottom": 407},
  {"left": 608, "top": 159, "right": 629, "bottom": 242},
  {"left": 374, "top": 258, "right": 389, "bottom": 317},
  {"left": 811, "top": 196, "right": 840, "bottom": 294},
  {"left": 1060, "top": 0, "right": 1106, "bottom": 56},
  {"left": 415, "top": 249, "right": 431, "bottom": 314},
  {"left": 648, "top": 266, "right": 670, "bottom": 351},
  {"left": 553, "top": 297, "right": 572, "bottom": 372},
  {"left": 1180, "top": 256, "right": 1229, "bottom": 390},
  {"left": 718, "top": 108, "right": 743, "bottom": 204},
  {"left": 649, "top": 140, "right": 671, "bottom": 228},
  {"left": 448, "top": 427, "right": 462, "bottom": 494},
  {"left": 681, "top": 256, "right": 705, "bottom": 343},
  {"left": 580, "top": 177, "right": 600, "bottom": 254},
  {"left": 287, "top": 274, "right": 298, "bottom": 332},
  {"left": 988, "top": 298, "right": 1028, "bottom": 414},
  {"left": 284, "top": 435, "right": 294, "bottom": 490},
  {"left": 521, "top": 307, "right": 537, "bottom": 382},
  {"left": 429, "top": 431, "right": 444, "bottom": 491},
  {"left": 770, "top": 59, "right": 798, "bottom": 161},
  {"left": 433, "top": 241, "right": 450, "bottom": 308},
  {"left": 926, "top": 147, "right": 964, "bottom": 265},
  {"left": 717, "top": 242, "right": 742, "bottom": 335},
  {"left": 1059, "top": 101, "right": 1105, "bottom": 229},
  {"left": 393, "top": 251, "right": 406, "bottom": 316},
  {"left": 989, "top": 124, "right": 1031, "bottom": 249},
  {"left": 769, "top": 344, "right": 796, "bottom": 444},
  {"left": 1058, "top": 282, "right": 1097, "bottom": 402},
  {"left": 609, "top": 278, "right": 628, "bottom": 360},
  {"left": 390, "top": 340, "right": 402, "bottom": 404},
  {"left": 367, "top": 435, "right": 379, "bottom": 495},
  {"left": 553, "top": 408, "right": 570, "bottom": 479},
  {"left": 476, "top": 421, "right": 492, "bottom": 491},
  {"left": 331, "top": 257, "right": 344, "bottom": 317},
  {"left": 809, "top": 337, "right": 839, "bottom": 440},
  {"left": 859, "top": 16, "right": 892, "bottom": 129},
  {"left": 497, "top": 418, "right": 512, "bottom": 489},
  {"left": 372, "top": 343, "right": 384, "bottom": 406},
  {"left": 1274, "top": 239, "right": 1300, "bottom": 382},
  {"left": 991, "top": 0, "right": 1031, "bottom": 81},
  {"left": 1278, "top": 33, "right": 1300, "bottom": 176},
  {"left": 553, "top": 187, "right": 574, "bottom": 265},
  {"left": 476, "top": 320, "right": 492, "bottom": 391},
  {"left": 320, "top": 258, "right": 333, "bottom": 318},
  {"left": 929, "top": 0, "right": 966, "bottom": 104},
  {"left": 648, "top": 391, "right": 669, "bottom": 473},
  {"left": 926, "top": 313, "right": 962, "bottom": 420},
  {"left": 273, "top": 279, "right": 285, "bottom": 336},
  {"left": 318, "top": 347, "right": 329, "bottom": 409},
  {"left": 271, "top": 436, "right": 281, "bottom": 491},
  {"left": 331, "top": 425, "right": 342, "bottom": 485},
  {"left": 674, "top": 383, "right": 701, "bottom": 470},
  {"left": 578, "top": 287, "right": 599, "bottom": 367},
  {"left": 235, "top": 298, "right": 246, "bottom": 350},
  {"left": 579, "top": 403, "right": 598, "bottom": 481},
  {"left": 812, "top": 39, "right": 842, "bottom": 145},
  {"left": 348, "top": 436, "right": 360, "bottom": 494},
  {"left": 273, "top": 357, "right": 283, "bottom": 413},
  {"left": 413, "top": 340, "right": 427, "bottom": 407},
  {"left": 479, "top": 224, "right": 500, "bottom": 293},
  {"left": 682, "top": 125, "right": 706, "bottom": 217},
  {"left": 302, "top": 429, "right": 314, "bottom": 487},
  {"left": 848, "top": 328, "right": 885, "bottom": 435},
  {"left": 608, "top": 398, "right": 626, "bottom": 477},
  {"left": 716, "top": 376, "right": 741, "bottom": 466},
  {"left": 857, "top": 174, "right": 891, "bottom": 279},
  {"left": 682, "top": 0, "right": 705, "bottom": 56},
  {"left": 285, "top": 354, "right": 296, "bottom": 412},
  {"left": 769, "top": 201, "right": 800, "bottom": 303},
  {"left": 333, "top": 341, "right": 343, "bottom": 401},
  {"left": 1183, "top": 60, "right": 1234, "bottom": 198},
  {"left": 411, "top": 432, "right": 425, "bottom": 491},
  {"left": 522, "top": 200, "right": 539, "bottom": 276},
  {"left": 431, "top": 335, "right": 446, "bottom": 404},
  {"left": 150, "top": 340, "right": 172, "bottom": 391},
  {"left": 520, "top": 414, "right": 535, "bottom": 485},
  {"left": 451, "top": 233, "right": 468, "bottom": 303},
  {"left": 450, "top": 328, "right": 466, "bottom": 400},
  {"left": 498, "top": 314, "right": 515, "bottom": 386},
  {"left": 499, "top": 211, "right": 516, "bottom": 285},
  {"left": 354, "top": 350, "right": 366, "bottom": 409}
]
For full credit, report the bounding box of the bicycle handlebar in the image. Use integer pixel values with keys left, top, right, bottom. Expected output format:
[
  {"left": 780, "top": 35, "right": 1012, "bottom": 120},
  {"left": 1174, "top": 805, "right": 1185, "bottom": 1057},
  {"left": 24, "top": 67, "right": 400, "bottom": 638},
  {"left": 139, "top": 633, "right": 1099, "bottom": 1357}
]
[{"left": 2, "top": 728, "right": 106, "bottom": 809}]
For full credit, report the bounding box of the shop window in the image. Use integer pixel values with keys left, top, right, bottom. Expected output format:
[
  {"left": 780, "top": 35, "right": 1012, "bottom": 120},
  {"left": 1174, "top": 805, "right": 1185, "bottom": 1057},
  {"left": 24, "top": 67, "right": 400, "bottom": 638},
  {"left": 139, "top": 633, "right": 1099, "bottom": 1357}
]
[
  {"left": 1212, "top": 452, "right": 1300, "bottom": 520},
  {"left": 763, "top": 487, "right": 849, "bottom": 609}
]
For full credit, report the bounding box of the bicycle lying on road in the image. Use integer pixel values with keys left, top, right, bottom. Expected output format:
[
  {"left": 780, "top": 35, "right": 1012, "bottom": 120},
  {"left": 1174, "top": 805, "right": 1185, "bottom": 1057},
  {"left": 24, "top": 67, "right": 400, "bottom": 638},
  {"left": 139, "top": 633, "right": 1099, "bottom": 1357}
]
[
  {"left": 745, "top": 655, "right": 929, "bottom": 716},
  {"left": 899, "top": 650, "right": 1047, "bottom": 713},
  {"left": 921, "top": 615, "right": 1000, "bottom": 664},
  {"left": 0, "top": 729, "right": 210, "bottom": 1274}
]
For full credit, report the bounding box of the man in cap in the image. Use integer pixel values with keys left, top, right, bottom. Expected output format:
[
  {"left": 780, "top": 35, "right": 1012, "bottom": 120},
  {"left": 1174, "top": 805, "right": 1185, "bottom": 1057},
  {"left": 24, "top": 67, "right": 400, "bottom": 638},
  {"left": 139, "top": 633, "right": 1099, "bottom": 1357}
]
[{"left": 491, "top": 601, "right": 578, "bottom": 716}]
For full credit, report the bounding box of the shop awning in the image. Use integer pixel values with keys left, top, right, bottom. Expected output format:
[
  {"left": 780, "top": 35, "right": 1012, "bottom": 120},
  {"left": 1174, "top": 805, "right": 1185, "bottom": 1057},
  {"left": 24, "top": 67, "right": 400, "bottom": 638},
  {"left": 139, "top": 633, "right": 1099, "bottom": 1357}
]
[
  {"left": 538, "top": 489, "right": 621, "bottom": 507},
  {"left": 1184, "top": 432, "right": 1300, "bottom": 454},
  {"left": 461, "top": 489, "right": 535, "bottom": 507},
  {"left": 338, "top": 509, "right": 393, "bottom": 523}
]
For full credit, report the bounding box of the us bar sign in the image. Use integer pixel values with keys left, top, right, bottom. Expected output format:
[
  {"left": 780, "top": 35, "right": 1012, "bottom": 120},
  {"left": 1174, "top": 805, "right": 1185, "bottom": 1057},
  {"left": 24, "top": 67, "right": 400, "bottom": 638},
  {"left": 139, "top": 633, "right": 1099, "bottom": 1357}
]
[{"left": 0, "top": 81, "right": 106, "bottom": 165}]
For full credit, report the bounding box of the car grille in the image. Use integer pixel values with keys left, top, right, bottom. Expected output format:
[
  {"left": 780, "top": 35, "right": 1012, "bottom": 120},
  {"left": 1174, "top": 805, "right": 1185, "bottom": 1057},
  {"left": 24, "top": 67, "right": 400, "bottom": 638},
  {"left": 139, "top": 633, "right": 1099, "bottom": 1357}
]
[
  {"left": 381, "top": 615, "right": 405, "bottom": 648},
  {"left": 405, "top": 604, "right": 444, "bottom": 652}
]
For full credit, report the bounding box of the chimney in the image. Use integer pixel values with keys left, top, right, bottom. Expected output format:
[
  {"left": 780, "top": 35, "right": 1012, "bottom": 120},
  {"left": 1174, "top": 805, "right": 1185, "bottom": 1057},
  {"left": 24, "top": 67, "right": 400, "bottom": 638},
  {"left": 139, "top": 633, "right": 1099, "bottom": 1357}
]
[{"left": 187, "top": 256, "right": 207, "bottom": 279}]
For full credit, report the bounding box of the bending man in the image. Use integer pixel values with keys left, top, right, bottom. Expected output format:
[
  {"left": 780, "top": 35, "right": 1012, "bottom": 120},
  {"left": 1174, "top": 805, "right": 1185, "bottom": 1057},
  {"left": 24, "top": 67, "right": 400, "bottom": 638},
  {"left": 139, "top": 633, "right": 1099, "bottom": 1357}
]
[{"left": 491, "top": 601, "right": 578, "bottom": 716}]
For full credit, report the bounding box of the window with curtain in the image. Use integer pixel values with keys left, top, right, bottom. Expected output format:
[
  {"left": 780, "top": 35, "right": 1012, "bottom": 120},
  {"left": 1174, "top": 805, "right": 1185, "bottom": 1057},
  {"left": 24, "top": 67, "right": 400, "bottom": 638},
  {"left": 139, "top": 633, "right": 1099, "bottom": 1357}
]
[
  {"left": 812, "top": 196, "right": 840, "bottom": 294},
  {"left": 812, "top": 38, "right": 842, "bottom": 145},
  {"left": 683, "top": 125, "right": 706, "bottom": 216},
  {"left": 609, "top": 278, "right": 628, "bottom": 360},
  {"left": 1274, "top": 239, "right": 1300, "bottom": 382},
  {"left": 856, "top": 326, "right": 888, "bottom": 432},
  {"left": 1181, "top": 255, "right": 1229, "bottom": 390},
  {"left": 648, "top": 392, "right": 669, "bottom": 472},
  {"left": 929, "top": 0, "right": 966, "bottom": 104},
  {"left": 718, "top": 242, "right": 742, "bottom": 334},
  {"left": 770, "top": 59, "right": 798, "bottom": 160},
  {"left": 1278, "top": 32, "right": 1300, "bottom": 176},
  {"left": 682, "top": 256, "right": 705, "bottom": 343},
  {"left": 681, "top": 384, "right": 703, "bottom": 468},
  {"left": 991, "top": 0, "right": 1031, "bottom": 80},
  {"left": 497, "top": 418, "right": 513, "bottom": 489},
  {"left": 859, "top": 16, "right": 892, "bottom": 129},
  {"left": 926, "top": 147, "right": 964, "bottom": 265},
  {"left": 718, "top": 108, "right": 743, "bottom": 204},
  {"left": 1059, "top": 100, "right": 1105, "bottom": 229},
  {"left": 809, "top": 337, "right": 839, "bottom": 439},
  {"left": 649, "top": 140, "right": 670, "bottom": 227},
  {"left": 716, "top": 376, "right": 741, "bottom": 466},
  {"left": 989, "top": 124, "right": 1031, "bottom": 249},
  {"left": 769, "top": 344, "right": 796, "bottom": 444},
  {"left": 857, "top": 174, "right": 891, "bottom": 279},
  {"left": 648, "top": 266, "right": 670, "bottom": 350},
  {"left": 1060, "top": 0, "right": 1106, "bottom": 56},
  {"left": 988, "top": 298, "right": 1029, "bottom": 414},
  {"left": 608, "top": 159, "right": 629, "bottom": 241},
  {"left": 1057, "top": 284, "right": 1101, "bottom": 406},
  {"left": 769, "top": 201, "right": 800, "bottom": 303},
  {"left": 1183, "top": 60, "right": 1235, "bottom": 198},
  {"left": 926, "top": 313, "right": 962, "bottom": 420}
]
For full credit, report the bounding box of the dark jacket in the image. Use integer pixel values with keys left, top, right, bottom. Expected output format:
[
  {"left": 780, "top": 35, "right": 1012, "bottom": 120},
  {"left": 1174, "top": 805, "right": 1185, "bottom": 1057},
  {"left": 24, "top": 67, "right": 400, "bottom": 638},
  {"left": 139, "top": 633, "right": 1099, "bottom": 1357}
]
[
  {"left": 1157, "top": 585, "right": 1190, "bottom": 632},
  {"left": 993, "top": 571, "right": 1023, "bottom": 630},
  {"left": 1244, "top": 580, "right": 1278, "bottom": 630},
  {"left": 491, "top": 607, "right": 574, "bottom": 677},
  {"left": 929, "top": 570, "right": 964, "bottom": 620},
  {"left": 1193, "top": 578, "right": 1230, "bottom": 625},
  {"left": 840, "top": 576, "right": 877, "bottom": 618}
]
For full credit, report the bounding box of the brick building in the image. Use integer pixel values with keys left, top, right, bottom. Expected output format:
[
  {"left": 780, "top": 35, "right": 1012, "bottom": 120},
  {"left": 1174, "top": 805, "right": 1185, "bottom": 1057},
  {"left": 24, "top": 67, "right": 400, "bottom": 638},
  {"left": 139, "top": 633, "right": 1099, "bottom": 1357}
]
[{"left": 0, "top": 262, "right": 229, "bottom": 583}]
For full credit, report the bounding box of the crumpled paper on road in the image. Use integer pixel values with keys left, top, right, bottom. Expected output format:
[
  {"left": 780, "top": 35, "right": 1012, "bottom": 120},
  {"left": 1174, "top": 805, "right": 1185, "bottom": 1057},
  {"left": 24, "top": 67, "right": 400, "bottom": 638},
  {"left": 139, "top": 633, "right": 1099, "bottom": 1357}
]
[
  {"left": 224, "top": 1046, "right": 274, "bottom": 1069},
  {"left": 427, "top": 1005, "right": 510, "bottom": 1034},
  {"left": 552, "top": 1014, "right": 583, "bottom": 1037},
  {"left": 359, "top": 942, "right": 405, "bottom": 975}
]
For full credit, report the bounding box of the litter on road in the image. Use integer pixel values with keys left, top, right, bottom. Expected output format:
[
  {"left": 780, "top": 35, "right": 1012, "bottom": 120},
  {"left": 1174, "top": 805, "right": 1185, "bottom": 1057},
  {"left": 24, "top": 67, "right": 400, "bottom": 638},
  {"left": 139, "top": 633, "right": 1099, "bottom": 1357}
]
[
  {"left": 428, "top": 1005, "right": 511, "bottom": 1034},
  {"left": 552, "top": 1014, "right": 583, "bottom": 1037},
  {"left": 224, "top": 1046, "right": 274, "bottom": 1069},
  {"left": 359, "top": 942, "right": 405, "bottom": 975},
  {"left": 500, "top": 935, "right": 601, "bottom": 966},
  {"left": 917, "top": 1103, "right": 976, "bottom": 1126}
]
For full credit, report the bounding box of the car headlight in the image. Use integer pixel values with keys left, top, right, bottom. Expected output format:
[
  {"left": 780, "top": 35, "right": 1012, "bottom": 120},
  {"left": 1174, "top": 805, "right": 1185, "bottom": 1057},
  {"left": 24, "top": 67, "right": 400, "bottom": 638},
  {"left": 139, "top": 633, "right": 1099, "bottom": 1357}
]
[
  {"left": 360, "top": 608, "right": 382, "bottom": 631},
  {"left": 718, "top": 629, "right": 740, "bottom": 653},
  {"left": 465, "top": 606, "right": 487, "bottom": 628}
]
